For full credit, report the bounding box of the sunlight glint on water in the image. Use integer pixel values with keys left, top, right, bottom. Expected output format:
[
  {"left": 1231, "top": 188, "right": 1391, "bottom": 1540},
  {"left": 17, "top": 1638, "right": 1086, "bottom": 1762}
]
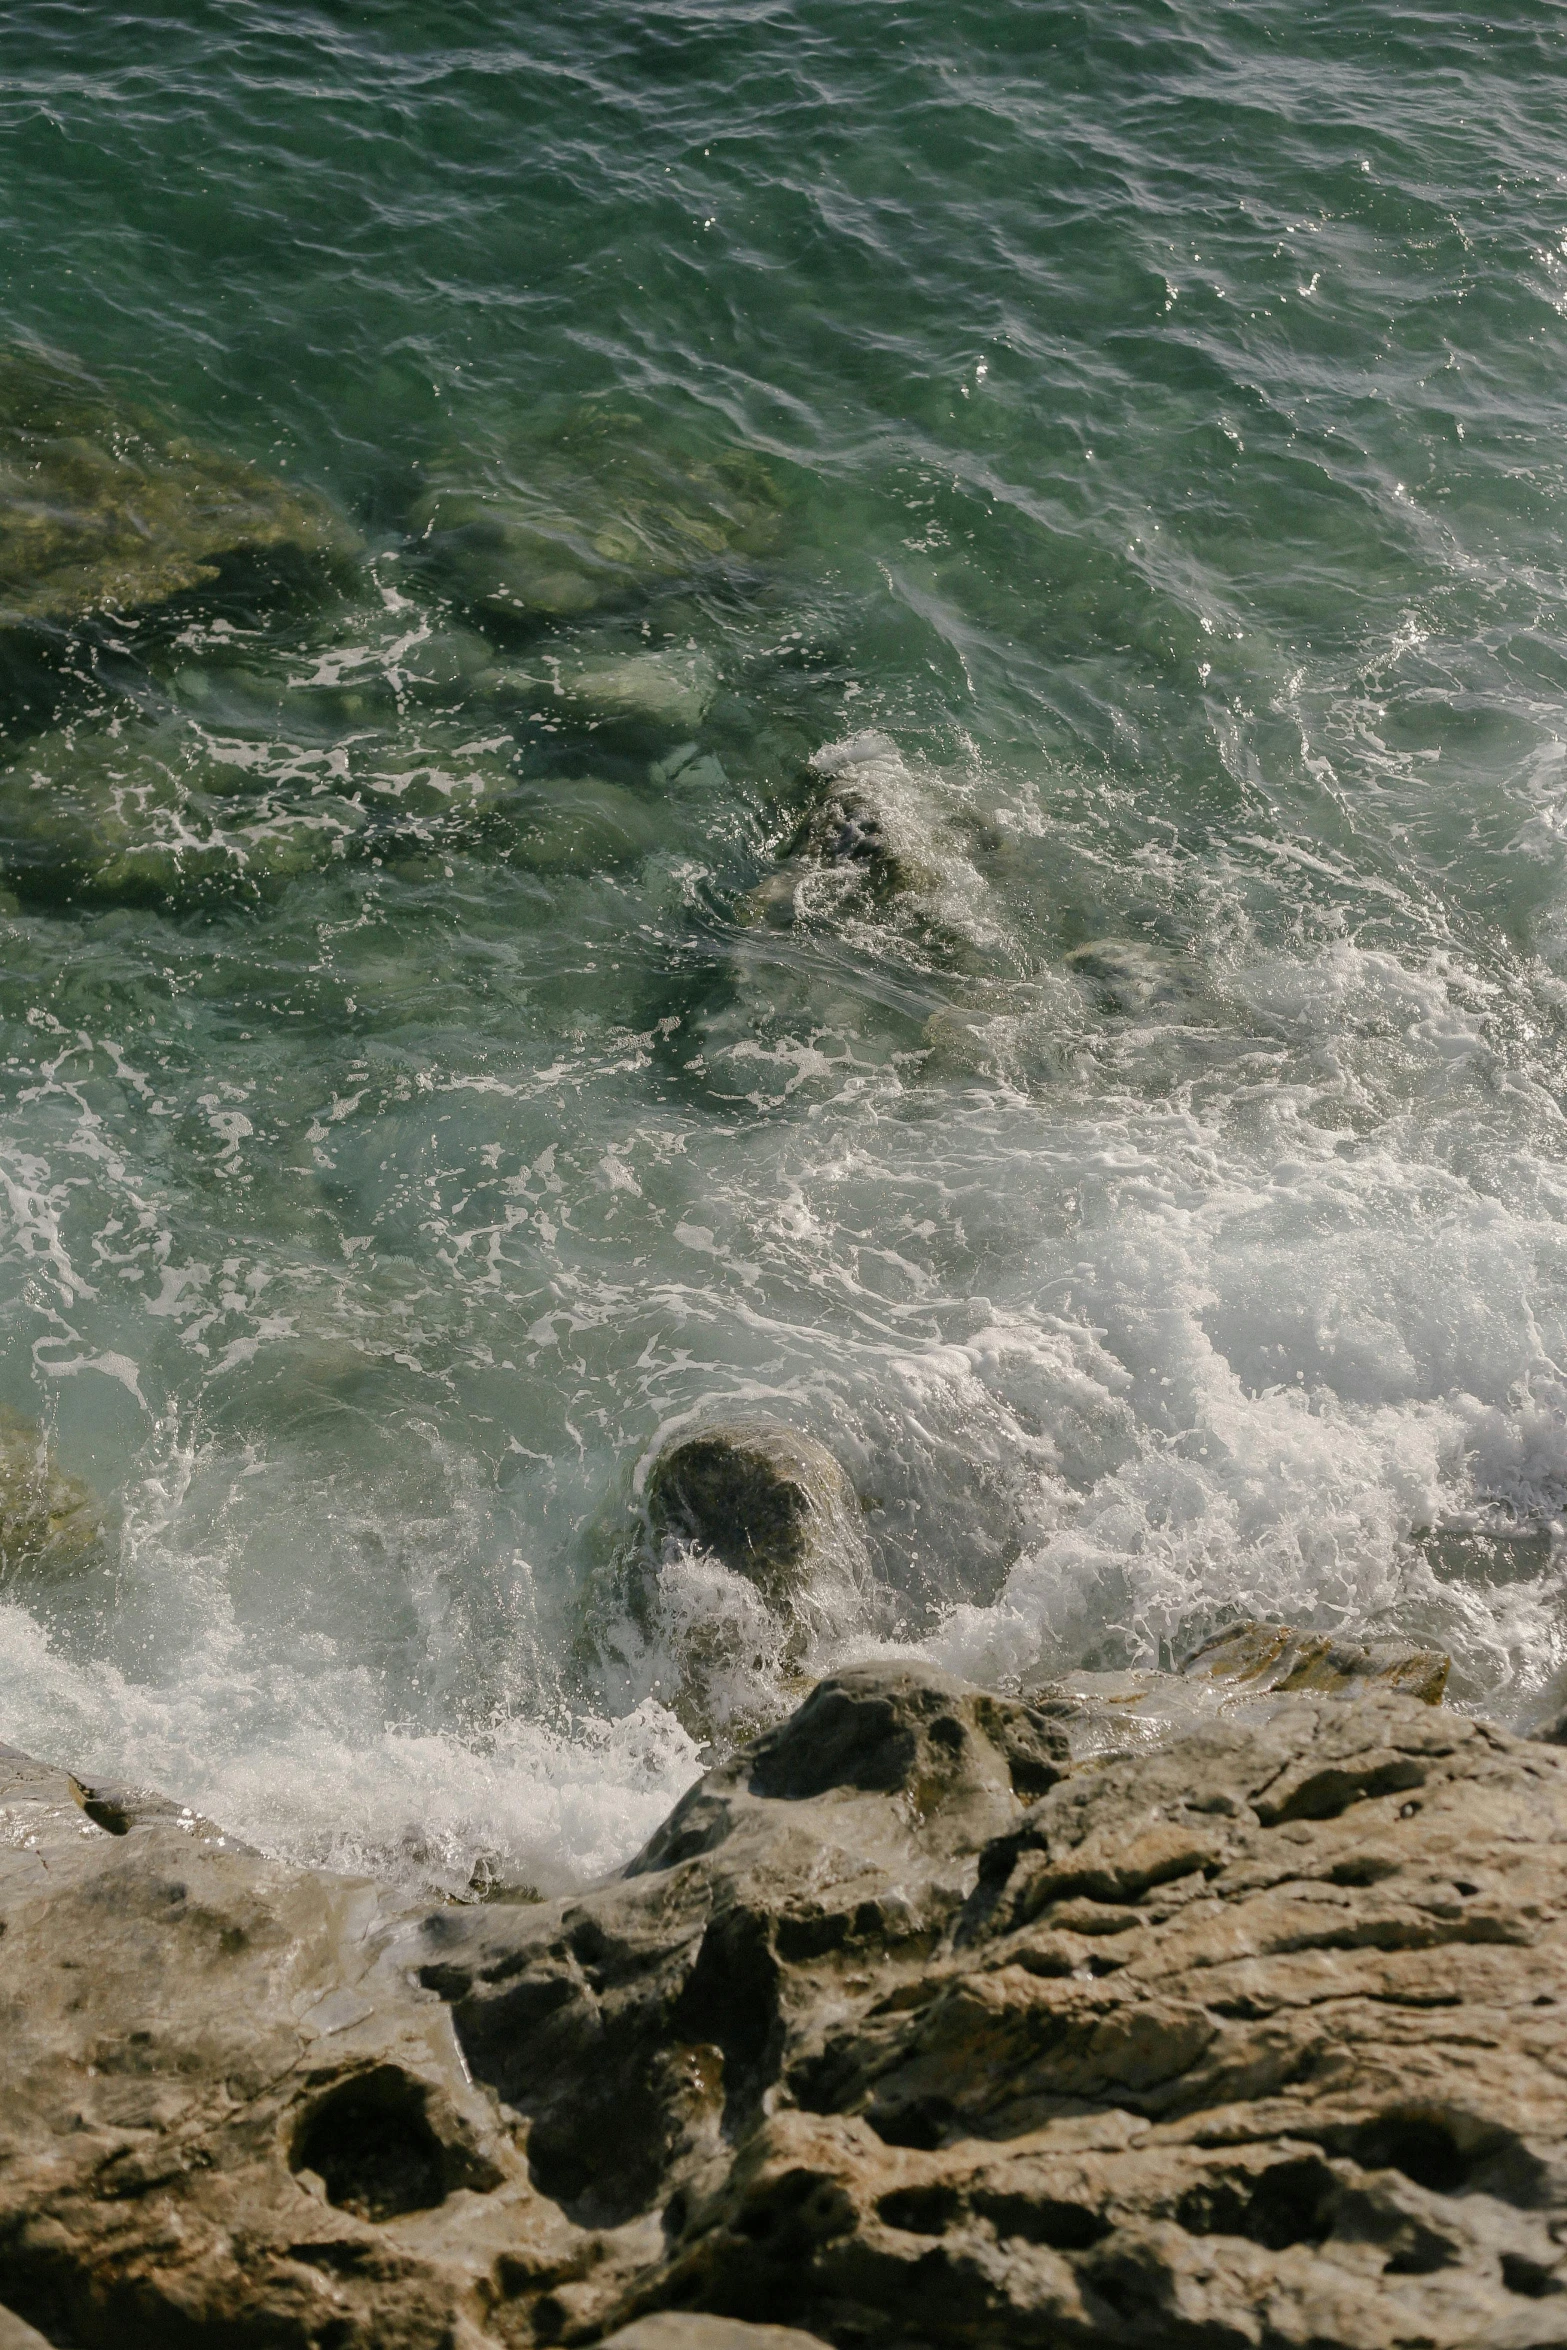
[{"left": 0, "top": 0, "right": 1564, "bottom": 1892}]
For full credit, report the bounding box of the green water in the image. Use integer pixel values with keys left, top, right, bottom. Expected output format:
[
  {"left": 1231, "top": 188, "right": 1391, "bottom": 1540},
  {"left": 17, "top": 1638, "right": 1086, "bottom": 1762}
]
[{"left": 1, "top": 0, "right": 1565, "bottom": 1888}]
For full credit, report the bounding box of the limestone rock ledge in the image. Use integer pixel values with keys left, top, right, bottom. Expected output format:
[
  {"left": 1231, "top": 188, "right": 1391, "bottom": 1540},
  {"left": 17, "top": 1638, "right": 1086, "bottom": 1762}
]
[{"left": 2, "top": 1669, "right": 1566, "bottom": 2348}]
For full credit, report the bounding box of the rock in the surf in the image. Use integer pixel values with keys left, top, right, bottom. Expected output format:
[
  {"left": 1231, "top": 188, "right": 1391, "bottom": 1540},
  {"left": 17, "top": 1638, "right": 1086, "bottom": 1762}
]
[
  {"left": 0, "top": 1409, "right": 104, "bottom": 1580},
  {"left": 1184, "top": 1617, "right": 1451, "bottom": 1704},
  {"left": 644, "top": 1417, "right": 869, "bottom": 1642},
  {"left": 0, "top": 344, "right": 353, "bottom": 628},
  {"left": 6, "top": 1670, "right": 1566, "bottom": 2346},
  {"left": 739, "top": 734, "right": 995, "bottom": 967},
  {"left": 743, "top": 732, "right": 942, "bottom": 926}
]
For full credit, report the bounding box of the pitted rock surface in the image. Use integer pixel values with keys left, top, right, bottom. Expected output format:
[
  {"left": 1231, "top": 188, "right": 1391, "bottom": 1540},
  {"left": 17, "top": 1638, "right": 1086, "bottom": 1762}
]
[{"left": 2, "top": 1669, "right": 1565, "bottom": 2348}]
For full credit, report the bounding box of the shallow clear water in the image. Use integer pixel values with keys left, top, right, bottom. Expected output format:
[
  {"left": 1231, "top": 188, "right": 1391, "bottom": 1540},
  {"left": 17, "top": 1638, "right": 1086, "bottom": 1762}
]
[{"left": 2, "top": 0, "right": 1566, "bottom": 1893}]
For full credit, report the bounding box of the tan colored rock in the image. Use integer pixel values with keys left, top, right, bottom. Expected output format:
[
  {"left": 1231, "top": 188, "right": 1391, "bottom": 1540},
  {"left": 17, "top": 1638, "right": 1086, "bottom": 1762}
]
[
  {"left": 1184, "top": 1618, "right": 1451, "bottom": 1704},
  {"left": 0, "top": 344, "right": 353, "bottom": 627},
  {"left": 0, "top": 2306, "right": 53, "bottom": 2350},
  {"left": 3, "top": 1667, "right": 1566, "bottom": 2347},
  {"left": 602, "top": 2319, "right": 830, "bottom": 2350}
]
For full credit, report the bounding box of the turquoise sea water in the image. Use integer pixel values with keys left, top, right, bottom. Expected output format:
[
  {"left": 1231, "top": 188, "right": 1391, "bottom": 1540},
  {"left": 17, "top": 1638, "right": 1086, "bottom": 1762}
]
[{"left": 2, "top": 0, "right": 1566, "bottom": 1889}]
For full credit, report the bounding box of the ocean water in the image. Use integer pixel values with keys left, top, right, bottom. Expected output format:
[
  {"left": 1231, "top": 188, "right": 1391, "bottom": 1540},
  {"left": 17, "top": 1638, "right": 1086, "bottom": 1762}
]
[{"left": 1, "top": 0, "right": 1565, "bottom": 1895}]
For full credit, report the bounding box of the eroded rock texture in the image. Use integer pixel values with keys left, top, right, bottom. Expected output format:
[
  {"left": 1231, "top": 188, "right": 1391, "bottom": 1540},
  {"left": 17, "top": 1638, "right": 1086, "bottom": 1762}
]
[{"left": 2, "top": 1668, "right": 1565, "bottom": 2348}]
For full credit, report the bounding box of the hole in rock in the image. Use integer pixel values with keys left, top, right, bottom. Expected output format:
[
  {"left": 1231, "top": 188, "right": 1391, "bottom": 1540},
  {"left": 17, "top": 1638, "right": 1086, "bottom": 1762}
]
[
  {"left": 1176, "top": 2156, "right": 1337, "bottom": 2251},
  {"left": 867, "top": 2096, "right": 956, "bottom": 2151},
  {"left": 291, "top": 2067, "right": 447, "bottom": 2222},
  {"left": 79, "top": 1793, "right": 131, "bottom": 1835},
  {"left": 1353, "top": 2114, "right": 1471, "bottom": 2196},
  {"left": 973, "top": 2188, "right": 1109, "bottom": 2250},
  {"left": 1383, "top": 2227, "right": 1459, "bottom": 2276},
  {"left": 733, "top": 2165, "right": 857, "bottom": 2257},
  {"left": 1502, "top": 2252, "right": 1564, "bottom": 2298},
  {"left": 878, "top": 2183, "right": 962, "bottom": 2236}
]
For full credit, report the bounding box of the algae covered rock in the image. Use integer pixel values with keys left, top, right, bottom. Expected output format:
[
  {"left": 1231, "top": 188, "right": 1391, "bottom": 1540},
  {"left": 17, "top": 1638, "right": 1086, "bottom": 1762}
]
[
  {"left": 0, "top": 1408, "right": 103, "bottom": 1580},
  {"left": 411, "top": 404, "right": 785, "bottom": 622},
  {"left": 0, "top": 344, "right": 353, "bottom": 629}
]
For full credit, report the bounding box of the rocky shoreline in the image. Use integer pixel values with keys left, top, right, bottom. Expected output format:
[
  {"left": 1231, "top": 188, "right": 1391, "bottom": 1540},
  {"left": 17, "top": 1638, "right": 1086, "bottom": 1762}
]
[{"left": 4, "top": 1658, "right": 1566, "bottom": 2348}]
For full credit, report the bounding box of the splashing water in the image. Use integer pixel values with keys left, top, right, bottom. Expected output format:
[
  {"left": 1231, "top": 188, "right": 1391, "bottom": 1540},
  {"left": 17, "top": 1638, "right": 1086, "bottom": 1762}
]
[{"left": 0, "top": 0, "right": 1564, "bottom": 1893}]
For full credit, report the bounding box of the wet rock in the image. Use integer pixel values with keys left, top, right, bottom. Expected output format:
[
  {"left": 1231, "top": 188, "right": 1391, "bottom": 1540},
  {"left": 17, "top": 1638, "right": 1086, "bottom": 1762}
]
[
  {"left": 1417, "top": 1517, "right": 1557, "bottom": 1587},
  {"left": 742, "top": 733, "right": 947, "bottom": 930},
  {"left": 644, "top": 1420, "right": 869, "bottom": 1639},
  {"left": 411, "top": 408, "right": 785, "bottom": 623},
  {"left": 5, "top": 1670, "right": 1567, "bottom": 2348},
  {"left": 0, "top": 344, "right": 353, "bottom": 629},
  {"left": 0, "top": 1409, "right": 104, "bottom": 1580},
  {"left": 1185, "top": 1618, "right": 1451, "bottom": 1704}
]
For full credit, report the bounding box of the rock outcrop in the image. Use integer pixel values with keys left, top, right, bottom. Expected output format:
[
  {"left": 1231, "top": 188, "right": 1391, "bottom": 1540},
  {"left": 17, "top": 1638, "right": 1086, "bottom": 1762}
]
[
  {"left": 742, "top": 736, "right": 966, "bottom": 938},
  {"left": 3, "top": 1666, "right": 1566, "bottom": 2348}
]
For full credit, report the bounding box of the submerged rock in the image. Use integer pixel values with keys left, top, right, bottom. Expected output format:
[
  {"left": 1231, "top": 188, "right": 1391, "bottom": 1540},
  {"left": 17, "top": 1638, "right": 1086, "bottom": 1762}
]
[
  {"left": 0, "top": 705, "right": 516, "bottom": 907},
  {"left": 0, "top": 1409, "right": 104, "bottom": 1580},
  {"left": 495, "top": 646, "right": 719, "bottom": 734},
  {"left": 509, "top": 776, "right": 667, "bottom": 875},
  {"left": 411, "top": 408, "right": 785, "bottom": 623},
  {"left": 4, "top": 1667, "right": 1566, "bottom": 2345},
  {"left": 1185, "top": 1617, "right": 1451, "bottom": 1704},
  {"left": 0, "top": 344, "right": 353, "bottom": 628},
  {"left": 1065, "top": 935, "right": 1190, "bottom": 1015}
]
